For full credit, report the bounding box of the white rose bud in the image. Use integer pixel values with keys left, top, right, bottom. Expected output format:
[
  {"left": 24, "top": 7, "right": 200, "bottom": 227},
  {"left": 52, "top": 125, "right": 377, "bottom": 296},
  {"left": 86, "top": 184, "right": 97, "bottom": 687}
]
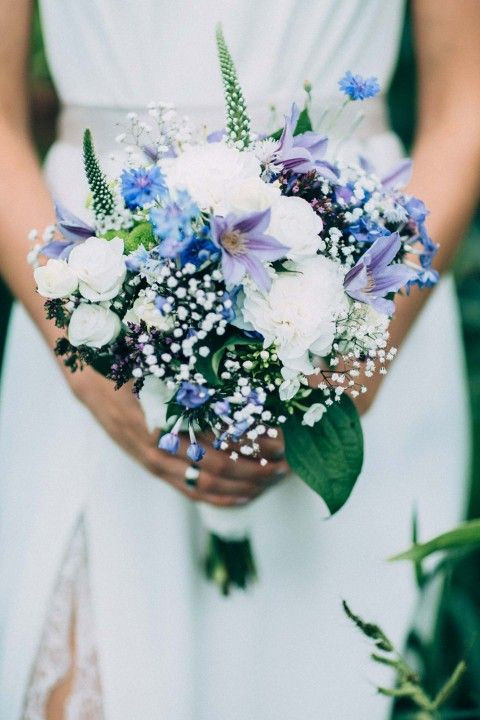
[
  {"left": 34, "top": 259, "right": 78, "bottom": 299},
  {"left": 302, "top": 403, "right": 326, "bottom": 427},
  {"left": 279, "top": 368, "right": 301, "bottom": 401},
  {"left": 68, "top": 236, "right": 126, "bottom": 301},
  {"left": 268, "top": 195, "right": 323, "bottom": 260},
  {"left": 68, "top": 304, "right": 121, "bottom": 348},
  {"left": 123, "top": 297, "right": 173, "bottom": 332}
]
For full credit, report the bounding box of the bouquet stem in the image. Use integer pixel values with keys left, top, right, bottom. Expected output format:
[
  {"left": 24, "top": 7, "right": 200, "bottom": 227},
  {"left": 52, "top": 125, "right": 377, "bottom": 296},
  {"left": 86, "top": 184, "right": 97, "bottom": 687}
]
[{"left": 204, "top": 532, "right": 257, "bottom": 595}]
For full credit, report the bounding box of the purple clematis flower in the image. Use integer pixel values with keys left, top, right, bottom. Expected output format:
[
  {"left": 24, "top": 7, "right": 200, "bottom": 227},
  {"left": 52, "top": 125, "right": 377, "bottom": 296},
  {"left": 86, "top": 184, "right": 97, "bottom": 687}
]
[
  {"left": 273, "top": 104, "right": 338, "bottom": 181},
  {"left": 344, "top": 232, "right": 416, "bottom": 314},
  {"left": 211, "top": 209, "right": 288, "bottom": 292},
  {"left": 41, "top": 202, "right": 94, "bottom": 260},
  {"left": 381, "top": 159, "right": 412, "bottom": 190}
]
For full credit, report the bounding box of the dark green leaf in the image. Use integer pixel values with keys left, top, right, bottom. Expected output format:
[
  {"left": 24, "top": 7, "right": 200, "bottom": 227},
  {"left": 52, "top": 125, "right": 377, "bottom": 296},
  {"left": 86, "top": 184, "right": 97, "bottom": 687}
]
[
  {"left": 284, "top": 393, "right": 363, "bottom": 514},
  {"left": 211, "top": 333, "right": 261, "bottom": 378},
  {"left": 269, "top": 105, "right": 313, "bottom": 141}
]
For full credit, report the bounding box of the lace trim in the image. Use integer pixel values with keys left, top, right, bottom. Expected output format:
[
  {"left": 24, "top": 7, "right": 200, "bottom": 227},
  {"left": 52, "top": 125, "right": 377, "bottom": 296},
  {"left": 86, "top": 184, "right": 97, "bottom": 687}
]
[{"left": 22, "top": 517, "right": 104, "bottom": 720}]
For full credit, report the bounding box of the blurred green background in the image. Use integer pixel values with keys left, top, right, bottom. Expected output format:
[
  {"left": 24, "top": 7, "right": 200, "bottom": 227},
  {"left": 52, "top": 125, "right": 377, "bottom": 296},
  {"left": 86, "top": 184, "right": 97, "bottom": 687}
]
[{"left": 0, "top": 3, "right": 479, "bottom": 717}]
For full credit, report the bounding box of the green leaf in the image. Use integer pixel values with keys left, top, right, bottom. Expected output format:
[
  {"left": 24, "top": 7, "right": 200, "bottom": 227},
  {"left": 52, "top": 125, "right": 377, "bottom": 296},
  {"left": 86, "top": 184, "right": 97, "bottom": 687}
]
[
  {"left": 342, "top": 601, "right": 394, "bottom": 653},
  {"left": 195, "top": 332, "right": 262, "bottom": 387},
  {"left": 390, "top": 519, "right": 480, "bottom": 563},
  {"left": 269, "top": 105, "right": 313, "bottom": 141},
  {"left": 101, "top": 229, "right": 130, "bottom": 242},
  {"left": 284, "top": 393, "right": 363, "bottom": 514},
  {"left": 211, "top": 333, "right": 261, "bottom": 378},
  {"left": 124, "top": 222, "right": 156, "bottom": 253},
  {"left": 294, "top": 106, "right": 313, "bottom": 134}
]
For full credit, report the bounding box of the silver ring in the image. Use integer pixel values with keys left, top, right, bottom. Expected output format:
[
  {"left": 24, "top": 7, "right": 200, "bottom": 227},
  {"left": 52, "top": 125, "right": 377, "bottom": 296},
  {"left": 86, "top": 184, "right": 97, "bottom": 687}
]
[{"left": 184, "top": 464, "right": 200, "bottom": 488}]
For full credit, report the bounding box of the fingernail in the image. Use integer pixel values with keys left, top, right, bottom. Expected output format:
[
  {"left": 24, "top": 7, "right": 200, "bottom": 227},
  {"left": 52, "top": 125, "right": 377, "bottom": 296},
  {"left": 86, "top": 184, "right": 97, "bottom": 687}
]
[
  {"left": 235, "top": 497, "right": 251, "bottom": 505},
  {"left": 274, "top": 470, "right": 288, "bottom": 481},
  {"left": 273, "top": 451, "right": 285, "bottom": 461}
]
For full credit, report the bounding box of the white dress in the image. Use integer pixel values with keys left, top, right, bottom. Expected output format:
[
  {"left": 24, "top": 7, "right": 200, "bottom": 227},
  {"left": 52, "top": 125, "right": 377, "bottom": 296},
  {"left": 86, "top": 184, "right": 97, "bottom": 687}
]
[{"left": 0, "top": 2, "right": 470, "bottom": 719}]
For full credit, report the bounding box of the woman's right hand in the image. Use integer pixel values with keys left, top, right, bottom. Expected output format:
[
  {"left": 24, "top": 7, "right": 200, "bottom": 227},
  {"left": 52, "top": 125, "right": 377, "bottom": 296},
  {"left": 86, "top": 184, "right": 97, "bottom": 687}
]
[{"left": 69, "top": 366, "right": 289, "bottom": 508}]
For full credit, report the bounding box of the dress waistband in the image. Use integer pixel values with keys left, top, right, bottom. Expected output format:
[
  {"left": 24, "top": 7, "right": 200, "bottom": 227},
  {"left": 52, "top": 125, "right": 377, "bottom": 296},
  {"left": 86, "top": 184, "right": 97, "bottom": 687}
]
[{"left": 56, "top": 97, "right": 390, "bottom": 153}]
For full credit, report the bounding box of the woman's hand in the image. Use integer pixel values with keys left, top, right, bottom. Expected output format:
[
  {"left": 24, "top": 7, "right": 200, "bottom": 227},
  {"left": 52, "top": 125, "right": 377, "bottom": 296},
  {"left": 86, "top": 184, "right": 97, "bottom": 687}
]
[{"left": 69, "top": 366, "right": 289, "bottom": 508}]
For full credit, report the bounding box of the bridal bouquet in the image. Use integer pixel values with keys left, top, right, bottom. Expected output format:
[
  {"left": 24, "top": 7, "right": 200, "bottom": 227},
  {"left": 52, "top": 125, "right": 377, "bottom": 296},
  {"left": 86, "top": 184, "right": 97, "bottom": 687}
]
[{"left": 30, "top": 28, "right": 437, "bottom": 594}]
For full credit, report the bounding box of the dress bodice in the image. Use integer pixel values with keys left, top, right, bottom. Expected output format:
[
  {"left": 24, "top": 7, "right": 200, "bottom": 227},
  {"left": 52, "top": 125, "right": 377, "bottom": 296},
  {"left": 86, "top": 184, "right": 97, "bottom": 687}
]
[{"left": 38, "top": 0, "right": 405, "bottom": 119}]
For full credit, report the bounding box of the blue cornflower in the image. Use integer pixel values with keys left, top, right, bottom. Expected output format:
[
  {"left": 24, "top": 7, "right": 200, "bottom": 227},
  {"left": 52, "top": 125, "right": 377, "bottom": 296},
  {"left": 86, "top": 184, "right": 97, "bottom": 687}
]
[
  {"left": 338, "top": 71, "right": 380, "bottom": 101},
  {"left": 176, "top": 382, "right": 210, "bottom": 409},
  {"left": 121, "top": 166, "right": 167, "bottom": 209}
]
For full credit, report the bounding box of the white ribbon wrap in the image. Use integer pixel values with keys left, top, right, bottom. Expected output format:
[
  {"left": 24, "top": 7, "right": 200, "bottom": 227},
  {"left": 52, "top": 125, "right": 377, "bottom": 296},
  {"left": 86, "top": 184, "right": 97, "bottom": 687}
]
[{"left": 139, "top": 376, "right": 252, "bottom": 541}]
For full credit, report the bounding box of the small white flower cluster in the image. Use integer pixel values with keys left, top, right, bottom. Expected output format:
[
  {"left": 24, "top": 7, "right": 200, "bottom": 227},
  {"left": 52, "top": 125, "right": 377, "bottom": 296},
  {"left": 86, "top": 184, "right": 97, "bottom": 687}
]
[{"left": 116, "top": 103, "right": 197, "bottom": 160}]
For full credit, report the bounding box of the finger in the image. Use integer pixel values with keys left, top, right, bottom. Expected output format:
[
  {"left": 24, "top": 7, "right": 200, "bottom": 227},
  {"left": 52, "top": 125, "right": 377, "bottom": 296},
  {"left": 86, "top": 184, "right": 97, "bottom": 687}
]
[
  {"left": 195, "top": 471, "right": 266, "bottom": 497},
  {"left": 256, "top": 433, "right": 286, "bottom": 461},
  {"left": 195, "top": 429, "right": 286, "bottom": 461},
  {"left": 144, "top": 446, "right": 265, "bottom": 499},
  {"left": 167, "top": 474, "right": 257, "bottom": 507},
  {"left": 176, "top": 435, "right": 288, "bottom": 482}
]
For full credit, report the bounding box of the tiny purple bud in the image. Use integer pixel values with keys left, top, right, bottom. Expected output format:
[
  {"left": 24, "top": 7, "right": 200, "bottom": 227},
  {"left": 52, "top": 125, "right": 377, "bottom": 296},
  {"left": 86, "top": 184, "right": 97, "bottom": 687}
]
[
  {"left": 158, "top": 432, "right": 180, "bottom": 454},
  {"left": 187, "top": 443, "right": 206, "bottom": 462},
  {"left": 213, "top": 399, "right": 231, "bottom": 416}
]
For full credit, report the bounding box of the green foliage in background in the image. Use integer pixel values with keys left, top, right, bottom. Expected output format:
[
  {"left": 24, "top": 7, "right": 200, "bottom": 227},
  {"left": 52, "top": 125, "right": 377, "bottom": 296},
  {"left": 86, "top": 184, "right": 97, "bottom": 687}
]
[{"left": 387, "top": 5, "right": 480, "bottom": 718}]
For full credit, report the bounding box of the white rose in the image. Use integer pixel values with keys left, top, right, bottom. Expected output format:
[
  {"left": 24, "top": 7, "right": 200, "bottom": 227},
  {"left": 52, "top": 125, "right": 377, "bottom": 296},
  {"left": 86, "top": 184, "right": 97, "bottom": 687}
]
[
  {"left": 123, "top": 296, "right": 173, "bottom": 331},
  {"left": 164, "top": 142, "right": 261, "bottom": 214},
  {"left": 68, "top": 303, "right": 121, "bottom": 348},
  {"left": 302, "top": 403, "right": 326, "bottom": 427},
  {"left": 68, "top": 236, "right": 126, "bottom": 301},
  {"left": 34, "top": 259, "right": 78, "bottom": 299},
  {"left": 242, "top": 255, "right": 347, "bottom": 374},
  {"left": 226, "top": 176, "right": 281, "bottom": 214},
  {"left": 268, "top": 196, "right": 323, "bottom": 260}
]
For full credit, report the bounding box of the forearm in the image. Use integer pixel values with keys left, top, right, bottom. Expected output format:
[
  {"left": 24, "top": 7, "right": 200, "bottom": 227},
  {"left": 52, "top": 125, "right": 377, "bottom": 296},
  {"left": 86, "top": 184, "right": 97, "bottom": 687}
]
[
  {"left": 357, "top": 119, "right": 480, "bottom": 413},
  {"left": 0, "top": 115, "right": 57, "bottom": 347}
]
